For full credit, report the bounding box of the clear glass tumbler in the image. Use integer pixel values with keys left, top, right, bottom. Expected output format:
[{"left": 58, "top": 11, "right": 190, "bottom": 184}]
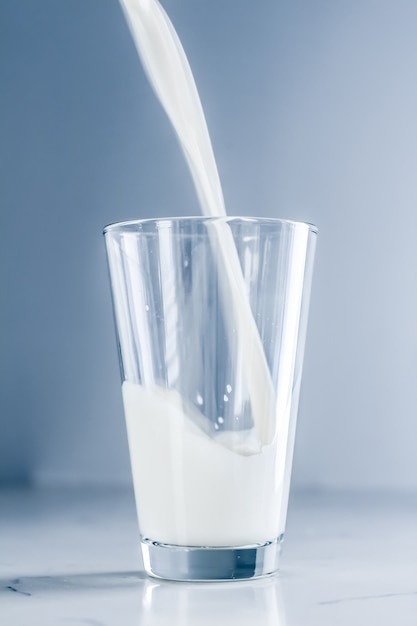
[{"left": 104, "top": 216, "right": 317, "bottom": 581}]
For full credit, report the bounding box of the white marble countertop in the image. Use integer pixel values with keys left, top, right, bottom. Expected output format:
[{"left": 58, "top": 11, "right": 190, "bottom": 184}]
[{"left": 1, "top": 487, "right": 416, "bottom": 625}]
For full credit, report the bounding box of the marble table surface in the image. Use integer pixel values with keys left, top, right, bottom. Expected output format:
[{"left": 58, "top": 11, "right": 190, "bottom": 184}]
[{"left": 1, "top": 487, "right": 416, "bottom": 625}]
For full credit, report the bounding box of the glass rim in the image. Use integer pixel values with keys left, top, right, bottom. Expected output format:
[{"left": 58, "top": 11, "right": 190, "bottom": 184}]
[{"left": 103, "top": 216, "right": 318, "bottom": 235}]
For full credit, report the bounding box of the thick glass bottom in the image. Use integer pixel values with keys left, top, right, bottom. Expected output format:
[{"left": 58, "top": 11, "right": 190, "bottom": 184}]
[{"left": 140, "top": 536, "right": 283, "bottom": 581}]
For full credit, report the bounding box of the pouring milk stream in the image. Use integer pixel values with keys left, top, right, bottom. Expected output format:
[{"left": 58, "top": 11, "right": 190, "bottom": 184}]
[{"left": 119, "top": 0, "right": 276, "bottom": 448}]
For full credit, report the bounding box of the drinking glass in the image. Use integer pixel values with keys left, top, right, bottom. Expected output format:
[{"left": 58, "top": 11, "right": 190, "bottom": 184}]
[{"left": 104, "top": 216, "right": 317, "bottom": 581}]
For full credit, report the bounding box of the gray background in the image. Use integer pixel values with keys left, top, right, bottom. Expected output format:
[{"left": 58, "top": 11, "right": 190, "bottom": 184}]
[{"left": 1, "top": 0, "right": 416, "bottom": 490}]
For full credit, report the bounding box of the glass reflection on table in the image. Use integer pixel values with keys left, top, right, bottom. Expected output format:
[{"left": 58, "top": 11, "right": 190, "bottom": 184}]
[{"left": 138, "top": 574, "right": 286, "bottom": 625}]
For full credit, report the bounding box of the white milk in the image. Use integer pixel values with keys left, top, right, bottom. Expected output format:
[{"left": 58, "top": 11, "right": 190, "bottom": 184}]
[
  {"left": 122, "top": 381, "right": 283, "bottom": 546},
  {"left": 117, "top": 1, "right": 289, "bottom": 547}
]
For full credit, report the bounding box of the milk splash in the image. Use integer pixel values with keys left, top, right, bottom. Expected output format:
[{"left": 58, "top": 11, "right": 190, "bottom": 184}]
[{"left": 119, "top": 0, "right": 276, "bottom": 447}]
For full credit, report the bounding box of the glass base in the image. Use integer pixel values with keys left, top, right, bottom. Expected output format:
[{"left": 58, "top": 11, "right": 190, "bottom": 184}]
[{"left": 140, "top": 536, "right": 283, "bottom": 581}]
